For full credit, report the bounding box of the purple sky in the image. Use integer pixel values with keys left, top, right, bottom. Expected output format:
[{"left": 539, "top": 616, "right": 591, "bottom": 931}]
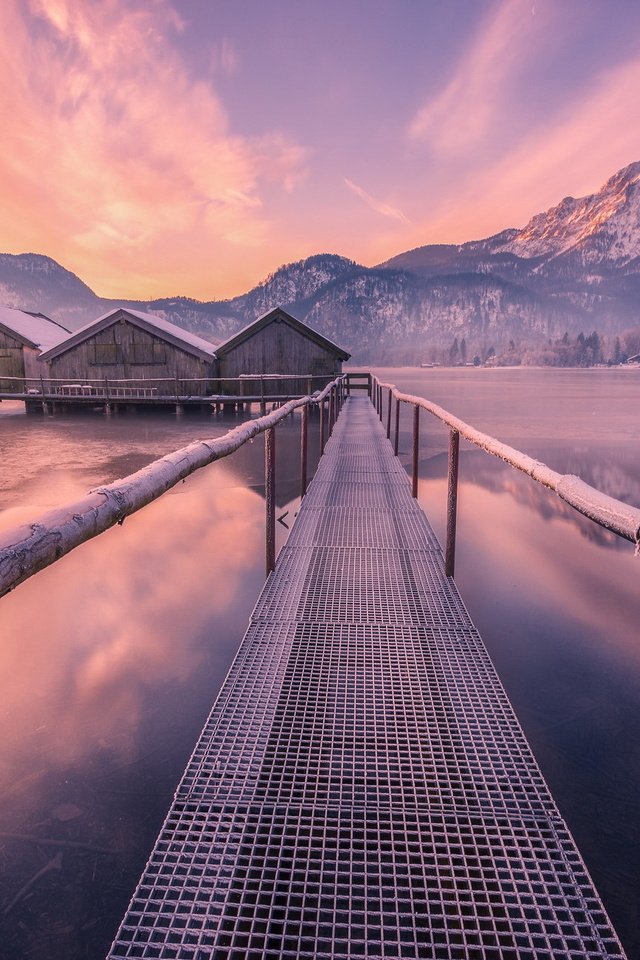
[{"left": 1, "top": 0, "right": 640, "bottom": 299}]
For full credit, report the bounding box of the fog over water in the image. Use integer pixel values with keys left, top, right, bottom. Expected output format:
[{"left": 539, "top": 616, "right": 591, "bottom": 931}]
[{"left": 1, "top": 367, "right": 640, "bottom": 959}]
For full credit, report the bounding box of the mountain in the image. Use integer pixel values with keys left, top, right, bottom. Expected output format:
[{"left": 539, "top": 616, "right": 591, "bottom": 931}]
[
  {"left": 1, "top": 162, "right": 640, "bottom": 362},
  {"left": 0, "top": 253, "right": 107, "bottom": 328},
  {"left": 379, "top": 160, "right": 640, "bottom": 343}
]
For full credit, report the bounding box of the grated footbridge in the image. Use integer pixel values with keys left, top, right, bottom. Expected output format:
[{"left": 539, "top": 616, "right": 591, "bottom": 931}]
[{"left": 108, "top": 394, "right": 626, "bottom": 960}]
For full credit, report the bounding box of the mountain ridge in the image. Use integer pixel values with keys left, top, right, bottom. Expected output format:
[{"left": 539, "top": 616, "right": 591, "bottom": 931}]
[{"left": 2, "top": 161, "right": 640, "bottom": 362}]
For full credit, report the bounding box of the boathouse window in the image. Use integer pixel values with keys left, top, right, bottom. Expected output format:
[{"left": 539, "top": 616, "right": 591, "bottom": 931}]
[
  {"left": 91, "top": 343, "right": 123, "bottom": 365},
  {"left": 131, "top": 341, "right": 167, "bottom": 364}
]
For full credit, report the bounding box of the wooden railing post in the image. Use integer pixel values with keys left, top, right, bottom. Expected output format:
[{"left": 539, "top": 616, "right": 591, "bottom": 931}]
[
  {"left": 301, "top": 404, "right": 308, "bottom": 498},
  {"left": 265, "top": 426, "right": 276, "bottom": 575},
  {"left": 411, "top": 404, "right": 420, "bottom": 498},
  {"left": 320, "top": 398, "right": 326, "bottom": 453},
  {"left": 386, "top": 387, "right": 392, "bottom": 439},
  {"left": 39, "top": 374, "right": 48, "bottom": 414},
  {"left": 394, "top": 397, "right": 400, "bottom": 456},
  {"left": 445, "top": 429, "right": 460, "bottom": 578}
]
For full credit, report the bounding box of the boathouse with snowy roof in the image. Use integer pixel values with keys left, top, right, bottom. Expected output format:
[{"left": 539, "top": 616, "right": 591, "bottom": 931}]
[
  {"left": 0, "top": 305, "right": 70, "bottom": 384},
  {"left": 39, "top": 307, "right": 218, "bottom": 393},
  {"left": 215, "top": 307, "right": 350, "bottom": 395}
]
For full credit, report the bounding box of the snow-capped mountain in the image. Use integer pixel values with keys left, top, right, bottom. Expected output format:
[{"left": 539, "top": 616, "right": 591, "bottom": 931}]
[
  {"left": 380, "top": 161, "right": 640, "bottom": 338},
  {"left": 1, "top": 161, "right": 640, "bottom": 361},
  {"left": 492, "top": 161, "right": 640, "bottom": 264}
]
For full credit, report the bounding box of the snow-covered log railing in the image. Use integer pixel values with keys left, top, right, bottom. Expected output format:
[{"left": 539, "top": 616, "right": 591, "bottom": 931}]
[
  {"left": 369, "top": 374, "right": 640, "bottom": 577},
  {"left": 0, "top": 377, "right": 346, "bottom": 598}
]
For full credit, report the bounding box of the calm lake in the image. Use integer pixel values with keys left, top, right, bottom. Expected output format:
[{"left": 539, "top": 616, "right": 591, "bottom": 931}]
[{"left": 1, "top": 366, "right": 639, "bottom": 959}]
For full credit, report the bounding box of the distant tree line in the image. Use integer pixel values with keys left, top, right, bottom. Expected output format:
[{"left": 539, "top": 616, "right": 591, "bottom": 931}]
[
  {"left": 350, "top": 326, "right": 640, "bottom": 366},
  {"left": 425, "top": 328, "right": 640, "bottom": 367}
]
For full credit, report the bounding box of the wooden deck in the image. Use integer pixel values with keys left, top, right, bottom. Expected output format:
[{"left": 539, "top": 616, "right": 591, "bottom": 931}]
[
  {"left": 107, "top": 395, "right": 626, "bottom": 960},
  {"left": 0, "top": 389, "right": 315, "bottom": 414}
]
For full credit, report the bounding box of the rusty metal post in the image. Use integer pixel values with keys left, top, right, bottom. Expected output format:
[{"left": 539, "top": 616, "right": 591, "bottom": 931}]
[
  {"left": 386, "top": 387, "right": 392, "bottom": 439},
  {"left": 265, "top": 426, "right": 276, "bottom": 575},
  {"left": 445, "top": 429, "right": 460, "bottom": 578},
  {"left": 394, "top": 397, "right": 400, "bottom": 456},
  {"left": 301, "top": 404, "right": 308, "bottom": 498},
  {"left": 411, "top": 404, "right": 420, "bottom": 498},
  {"left": 320, "top": 398, "right": 326, "bottom": 453}
]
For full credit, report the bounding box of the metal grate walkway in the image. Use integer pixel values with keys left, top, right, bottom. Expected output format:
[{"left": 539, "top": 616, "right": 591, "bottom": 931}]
[{"left": 108, "top": 396, "right": 626, "bottom": 960}]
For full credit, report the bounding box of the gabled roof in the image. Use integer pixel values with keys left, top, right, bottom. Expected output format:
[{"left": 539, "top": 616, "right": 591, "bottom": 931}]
[
  {"left": 215, "top": 307, "right": 351, "bottom": 360},
  {"left": 40, "top": 307, "right": 218, "bottom": 362},
  {"left": 0, "top": 304, "right": 71, "bottom": 351}
]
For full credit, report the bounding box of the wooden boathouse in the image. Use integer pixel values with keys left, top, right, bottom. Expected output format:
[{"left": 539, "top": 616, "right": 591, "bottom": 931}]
[
  {"left": 215, "top": 306, "right": 350, "bottom": 395},
  {"left": 39, "top": 307, "right": 218, "bottom": 394},
  {"left": 0, "top": 305, "right": 70, "bottom": 385}
]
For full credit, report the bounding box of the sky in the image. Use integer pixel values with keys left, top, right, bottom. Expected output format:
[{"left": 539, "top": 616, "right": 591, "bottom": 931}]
[{"left": 2, "top": 0, "right": 640, "bottom": 301}]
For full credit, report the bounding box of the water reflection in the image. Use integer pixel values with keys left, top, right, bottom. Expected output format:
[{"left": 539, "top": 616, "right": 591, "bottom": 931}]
[
  {"left": 423, "top": 446, "right": 635, "bottom": 550},
  {"left": 410, "top": 451, "right": 640, "bottom": 954},
  {"left": 0, "top": 405, "right": 314, "bottom": 959},
  {"left": 2, "top": 377, "right": 640, "bottom": 957}
]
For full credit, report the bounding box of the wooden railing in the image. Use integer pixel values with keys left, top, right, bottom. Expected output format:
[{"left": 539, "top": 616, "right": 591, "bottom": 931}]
[
  {"left": 367, "top": 373, "right": 640, "bottom": 577},
  {"left": 0, "top": 373, "right": 339, "bottom": 402},
  {"left": 6, "top": 368, "right": 633, "bottom": 596},
  {"left": 0, "top": 378, "right": 347, "bottom": 597}
]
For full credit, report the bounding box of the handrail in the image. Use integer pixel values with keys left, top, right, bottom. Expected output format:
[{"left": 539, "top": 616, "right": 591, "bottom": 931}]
[
  {"left": 369, "top": 374, "right": 640, "bottom": 575},
  {"left": 0, "top": 373, "right": 334, "bottom": 387},
  {"left": 0, "top": 376, "right": 345, "bottom": 597}
]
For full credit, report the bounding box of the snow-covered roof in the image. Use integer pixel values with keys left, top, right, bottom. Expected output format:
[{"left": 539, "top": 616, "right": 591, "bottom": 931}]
[
  {"left": 215, "top": 307, "right": 350, "bottom": 360},
  {"left": 0, "top": 304, "right": 71, "bottom": 351},
  {"left": 40, "top": 307, "right": 218, "bottom": 362}
]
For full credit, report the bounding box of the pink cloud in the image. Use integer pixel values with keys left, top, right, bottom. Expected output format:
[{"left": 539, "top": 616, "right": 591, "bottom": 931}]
[
  {"left": 416, "top": 52, "right": 640, "bottom": 244},
  {"left": 0, "top": 0, "right": 307, "bottom": 298},
  {"left": 344, "top": 178, "right": 410, "bottom": 224},
  {"left": 409, "top": 0, "right": 554, "bottom": 153}
]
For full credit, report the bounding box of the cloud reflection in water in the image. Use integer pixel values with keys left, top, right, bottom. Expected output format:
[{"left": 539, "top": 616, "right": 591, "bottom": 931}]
[{"left": 0, "top": 461, "right": 265, "bottom": 824}]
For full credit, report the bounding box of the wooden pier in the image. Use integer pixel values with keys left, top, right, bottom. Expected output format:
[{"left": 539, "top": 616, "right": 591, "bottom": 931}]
[
  {"left": 0, "top": 373, "right": 343, "bottom": 417},
  {"left": 107, "top": 394, "right": 626, "bottom": 959}
]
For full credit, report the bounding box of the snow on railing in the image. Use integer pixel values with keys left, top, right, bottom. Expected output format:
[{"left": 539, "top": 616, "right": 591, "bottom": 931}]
[
  {"left": 370, "top": 374, "right": 640, "bottom": 575},
  {"left": 0, "top": 377, "right": 345, "bottom": 598}
]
